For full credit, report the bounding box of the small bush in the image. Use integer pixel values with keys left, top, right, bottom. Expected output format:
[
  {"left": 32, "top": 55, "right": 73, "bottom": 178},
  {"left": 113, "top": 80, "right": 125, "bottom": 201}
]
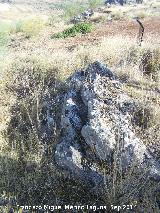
[
  {"left": 135, "top": 11, "right": 148, "bottom": 19},
  {"left": 62, "top": 1, "right": 87, "bottom": 20},
  {"left": 90, "top": 15, "right": 106, "bottom": 23},
  {"left": 126, "top": 46, "right": 141, "bottom": 65},
  {"left": 140, "top": 49, "right": 160, "bottom": 80},
  {"left": 51, "top": 22, "right": 93, "bottom": 39},
  {"left": 111, "top": 11, "right": 123, "bottom": 20},
  {"left": 61, "top": 0, "right": 103, "bottom": 20},
  {"left": 133, "top": 104, "right": 153, "bottom": 129},
  {"left": 48, "top": 15, "right": 62, "bottom": 26}
]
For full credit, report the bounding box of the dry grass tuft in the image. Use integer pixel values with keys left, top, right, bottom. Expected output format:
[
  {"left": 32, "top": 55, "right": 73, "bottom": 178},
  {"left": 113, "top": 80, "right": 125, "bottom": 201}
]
[{"left": 12, "top": 17, "right": 46, "bottom": 38}]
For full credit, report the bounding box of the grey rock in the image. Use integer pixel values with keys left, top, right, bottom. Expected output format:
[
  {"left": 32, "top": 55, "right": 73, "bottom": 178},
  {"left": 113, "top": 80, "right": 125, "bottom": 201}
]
[
  {"left": 71, "top": 9, "right": 94, "bottom": 24},
  {"left": 55, "top": 85, "right": 103, "bottom": 187},
  {"left": 82, "top": 9, "right": 94, "bottom": 19},
  {"left": 55, "top": 61, "right": 160, "bottom": 188},
  {"left": 105, "top": 0, "right": 143, "bottom": 5},
  {"left": 81, "top": 62, "right": 147, "bottom": 171},
  {"left": 55, "top": 140, "right": 103, "bottom": 186}
]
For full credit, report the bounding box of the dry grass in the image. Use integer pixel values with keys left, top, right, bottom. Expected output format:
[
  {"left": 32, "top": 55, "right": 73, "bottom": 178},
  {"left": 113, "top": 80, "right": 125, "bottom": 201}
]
[
  {"left": 1, "top": 34, "right": 159, "bottom": 136},
  {"left": 12, "top": 17, "right": 47, "bottom": 38},
  {"left": 0, "top": 1, "right": 160, "bottom": 210}
]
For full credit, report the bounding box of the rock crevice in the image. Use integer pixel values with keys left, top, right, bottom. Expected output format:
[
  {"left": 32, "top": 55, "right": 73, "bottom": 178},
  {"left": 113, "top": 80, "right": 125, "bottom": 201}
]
[{"left": 55, "top": 61, "right": 160, "bottom": 187}]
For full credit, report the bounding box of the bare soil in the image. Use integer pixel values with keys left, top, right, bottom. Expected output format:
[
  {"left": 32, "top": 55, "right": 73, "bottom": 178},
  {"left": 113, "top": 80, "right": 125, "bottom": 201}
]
[{"left": 60, "top": 17, "right": 160, "bottom": 47}]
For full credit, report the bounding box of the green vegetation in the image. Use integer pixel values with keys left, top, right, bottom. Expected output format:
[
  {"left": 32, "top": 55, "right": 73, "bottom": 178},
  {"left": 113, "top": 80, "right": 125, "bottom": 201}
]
[
  {"left": 53, "top": 0, "right": 103, "bottom": 20},
  {"left": 63, "top": 1, "right": 87, "bottom": 20},
  {"left": 12, "top": 17, "right": 46, "bottom": 38},
  {"left": 0, "top": 17, "right": 45, "bottom": 48},
  {"left": 51, "top": 22, "right": 93, "bottom": 39}
]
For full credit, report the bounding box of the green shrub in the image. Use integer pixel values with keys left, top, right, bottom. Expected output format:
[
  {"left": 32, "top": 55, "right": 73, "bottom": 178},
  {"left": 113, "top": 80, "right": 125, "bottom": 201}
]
[
  {"left": 63, "top": 2, "right": 87, "bottom": 20},
  {"left": 58, "top": 0, "right": 103, "bottom": 20},
  {"left": 50, "top": 1, "right": 87, "bottom": 20},
  {"left": 51, "top": 22, "right": 93, "bottom": 39}
]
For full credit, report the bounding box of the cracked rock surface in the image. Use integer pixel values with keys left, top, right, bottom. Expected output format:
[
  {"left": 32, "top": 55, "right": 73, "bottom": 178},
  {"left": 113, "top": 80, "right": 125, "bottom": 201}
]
[{"left": 55, "top": 61, "right": 160, "bottom": 187}]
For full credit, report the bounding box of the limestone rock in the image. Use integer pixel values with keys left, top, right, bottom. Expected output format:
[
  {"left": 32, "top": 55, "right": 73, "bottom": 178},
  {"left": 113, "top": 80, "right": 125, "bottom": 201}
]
[
  {"left": 71, "top": 9, "right": 94, "bottom": 24},
  {"left": 55, "top": 86, "right": 103, "bottom": 186},
  {"left": 55, "top": 61, "right": 160, "bottom": 188}
]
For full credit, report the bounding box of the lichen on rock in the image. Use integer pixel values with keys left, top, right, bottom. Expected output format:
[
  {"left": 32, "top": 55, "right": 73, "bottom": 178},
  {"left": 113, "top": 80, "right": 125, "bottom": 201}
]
[{"left": 55, "top": 61, "right": 160, "bottom": 188}]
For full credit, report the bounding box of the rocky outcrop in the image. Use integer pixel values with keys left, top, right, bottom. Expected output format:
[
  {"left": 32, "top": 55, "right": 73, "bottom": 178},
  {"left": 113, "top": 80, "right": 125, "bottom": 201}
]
[
  {"left": 55, "top": 86, "right": 103, "bottom": 187},
  {"left": 105, "top": 0, "right": 144, "bottom": 5},
  {"left": 71, "top": 9, "right": 94, "bottom": 24},
  {"left": 55, "top": 61, "right": 160, "bottom": 188}
]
